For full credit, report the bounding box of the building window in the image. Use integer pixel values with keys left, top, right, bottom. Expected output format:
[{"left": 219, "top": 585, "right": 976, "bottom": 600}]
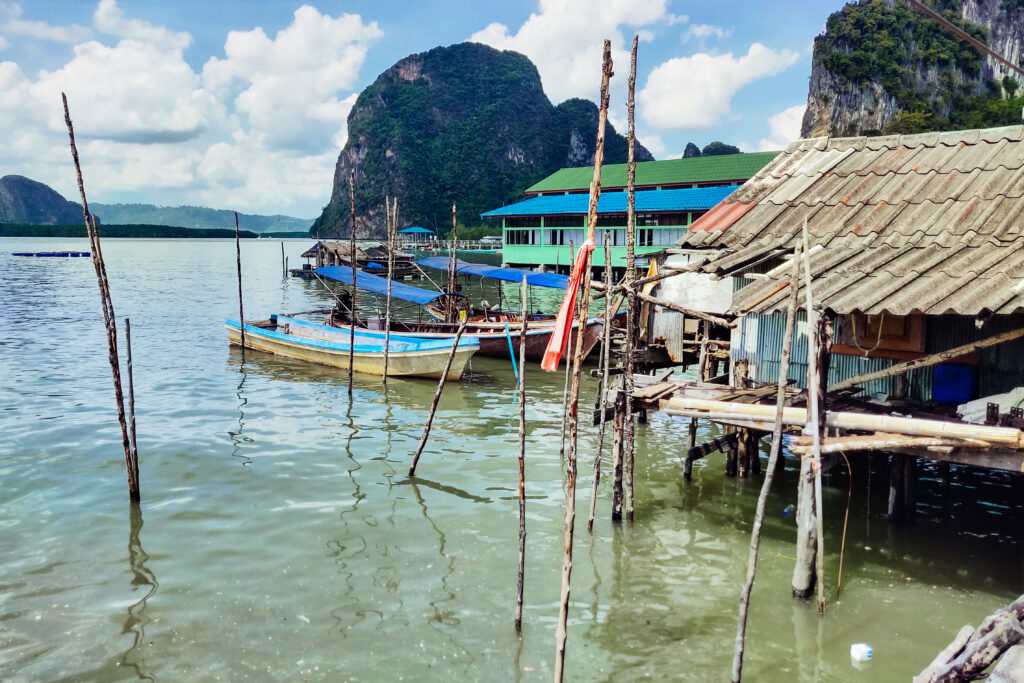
[
  {"left": 636, "top": 213, "right": 659, "bottom": 227},
  {"left": 658, "top": 213, "right": 689, "bottom": 226},
  {"left": 506, "top": 217, "right": 540, "bottom": 228},
  {"left": 595, "top": 214, "right": 626, "bottom": 228},
  {"left": 637, "top": 228, "right": 653, "bottom": 246},
  {"left": 543, "top": 215, "right": 583, "bottom": 228},
  {"left": 506, "top": 229, "right": 537, "bottom": 245}
]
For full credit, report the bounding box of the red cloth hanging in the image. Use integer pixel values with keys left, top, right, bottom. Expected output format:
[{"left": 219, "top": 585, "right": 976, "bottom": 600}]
[{"left": 541, "top": 237, "right": 595, "bottom": 371}]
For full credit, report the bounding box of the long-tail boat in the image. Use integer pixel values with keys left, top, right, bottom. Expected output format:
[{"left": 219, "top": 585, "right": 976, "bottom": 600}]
[
  {"left": 316, "top": 261, "right": 613, "bottom": 363},
  {"left": 225, "top": 315, "right": 478, "bottom": 380}
]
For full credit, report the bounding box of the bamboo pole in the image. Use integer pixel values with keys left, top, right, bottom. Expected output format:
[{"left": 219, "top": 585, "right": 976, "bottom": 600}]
[
  {"left": 554, "top": 39, "right": 611, "bottom": 683},
  {"left": 588, "top": 233, "right": 614, "bottom": 531},
  {"left": 234, "top": 212, "right": 245, "bottom": 355},
  {"left": 623, "top": 34, "right": 639, "bottom": 522},
  {"left": 635, "top": 290, "right": 734, "bottom": 328},
  {"left": 558, "top": 241, "right": 576, "bottom": 461},
  {"left": 383, "top": 196, "right": 396, "bottom": 383},
  {"left": 408, "top": 317, "right": 469, "bottom": 477},
  {"left": 63, "top": 93, "right": 137, "bottom": 502},
  {"left": 447, "top": 204, "right": 458, "bottom": 323},
  {"left": 281, "top": 241, "right": 286, "bottom": 278},
  {"left": 801, "top": 221, "right": 828, "bottom": 614},
  {"left": 125, "top": 317, "right": 140, "bottom": 491},
  {"left": 515, "top": 275, "right": 528, "bottom": 632},
  {"left": 348, "top": 170, "right": 357, "bottom": 397},
  {"left": 731, "top": 243, "right": 801, "bottom": 682}
]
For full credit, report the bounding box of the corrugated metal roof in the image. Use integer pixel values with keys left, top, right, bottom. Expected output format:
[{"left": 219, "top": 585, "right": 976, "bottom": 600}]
[
  {"left": 524, "top": 152, "right": 779, "bottom": 193},
  {"left": 480, "top": 185, "right": 737, "bottom": 218},
  {"left": 679, "top": 125, "right": 1024, "bottom": 316}
]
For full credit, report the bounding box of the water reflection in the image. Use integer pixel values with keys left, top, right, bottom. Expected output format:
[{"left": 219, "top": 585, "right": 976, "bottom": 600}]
[
  {"left": 119, "top": 504, "right": 158, "bottom": 680},
  {"left": 228, "top": 360, "right": 253, "bottom": 465}
]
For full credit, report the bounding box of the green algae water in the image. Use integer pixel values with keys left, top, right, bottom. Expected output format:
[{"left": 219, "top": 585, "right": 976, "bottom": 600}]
[{"left": 1, "top": 237, "right": 1021, "bottom": 681}]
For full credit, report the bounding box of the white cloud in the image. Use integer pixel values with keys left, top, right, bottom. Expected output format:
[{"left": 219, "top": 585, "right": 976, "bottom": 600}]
[
  {"left": 0, "top": 2, "right": 92, "bottom": 43},
  {"left": 759, "top": 104, "right": 805, "bottom": 150},
  {"left": 93, "top": 0, "right": 191, "bottom": 51},
  {"left": 0, "top": 2, "right": 380, "bottom": 215},
  {"left": 638, "top": 43, "right": 799, "bottom": 130},
  {"left": 469, "top": 0, "right": 679, "bottom": 105},
  {"left": 201, "top": 5, "right": 380, "bottom": 152},
  {"left": 682, "top": 24, "right": 732, "bottom": 43}
]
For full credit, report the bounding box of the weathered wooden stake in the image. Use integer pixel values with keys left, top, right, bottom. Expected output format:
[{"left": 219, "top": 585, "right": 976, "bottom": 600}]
[
  {"left": 588, "top": 233, "right": 614, "bottom": 530},
  {"left": 63, "top": 93, "right": 137, "bottom": 502},
  {"left": 281, "top": 241, "right": 286, "bottom": 278},
  {"left": 611, "top": 384, "right": 625, "bottom": 517},
  {"left": 731, "top": 243, "right": 801, "bottom": 682},
  {"left": 515, "top": 275, "right": 528, "bottom": 632},
  {"left": 234, "top": 212, "right": 245, "bottom": 354},
  {"left": 623, "top": 34, "right": 639, "bottom": 522},
  {"left": 557, "top": 241, "right": 576, "bottom": 462},
  {"left": 383, "top": 196, "right": 396, "bottom": 383},
  {"left": 554, "top": 39, "right": 611, "bottom": 683},
  {"left": 447, "top": 204, "right": 458, "bottom": 323},
  {"left": 408, "top": 317, "right": 469, "bottom": 477},
  {"left": 125, "top": 317, "right": 140, "bottom": 491},
  {"left": 348, "top": 170, "right": 357, "bottom": 397}
]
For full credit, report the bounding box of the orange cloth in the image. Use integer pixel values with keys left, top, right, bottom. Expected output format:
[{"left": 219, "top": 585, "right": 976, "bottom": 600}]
[{"left": 541, "top": 237, "right": 595, "bottom": 371}]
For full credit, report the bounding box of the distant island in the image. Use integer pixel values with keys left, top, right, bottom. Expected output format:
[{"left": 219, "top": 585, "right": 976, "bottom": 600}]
[{"left": 1, "top": 223, "right": 309, "bottom": 239}]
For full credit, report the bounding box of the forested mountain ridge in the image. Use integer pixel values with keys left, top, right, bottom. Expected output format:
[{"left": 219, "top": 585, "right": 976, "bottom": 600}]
[
  {"left": 0, "top": 175, "right": 85, "bottom": 225},
  {"left": 802, "top": 0, "right": 1024, "bottom": 137},
  {"left": 311, "top": 42, "right": 652, "bottom": 238}
]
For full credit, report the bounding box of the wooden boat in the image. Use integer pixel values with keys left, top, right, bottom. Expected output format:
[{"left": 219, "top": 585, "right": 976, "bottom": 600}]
[
  {"left": 315, "top": 264, "right": 615, "bottom": 363},
  {"left": 225, "top": 315, "right": 478, "bottom": 380}
]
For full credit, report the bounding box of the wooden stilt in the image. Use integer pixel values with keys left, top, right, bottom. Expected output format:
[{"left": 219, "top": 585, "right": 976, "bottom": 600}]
[
  {"left": 611, "top": 386, "right": 625, "bottom": 518},
  {"left": 125, "top": 317, "right": 140, "bottom": 492},
  {"left": 347, "top": 170, "right": 356, "bottom": 397},
  {"left": 732, "top": 243, "right": 801, "bottom": 682},
  {"left": 684, "top": 417, "right": 699, "bottom": 481},
  {"left": 383, "top": 196, "right": 397, "bottom": 383},
  {"left": 623, "top": 35, "right": 639, "bottom": 523},
  {"left": 281, "top": 241, "right": 286, "bottom": 278},
  {"left": 554, "top": 40, "right": 611, "bottom": 683},
  {"left": 63, "top": 93, "right": 137, "bottom": 502},
  {"left": 515, "top": 275, "right": 528, "bottom": 632},
  {"left": 888, "top": 453, "right": 906, "bottom": 521},
  {"left": 234, "top": 212, "right": 245, "bottom": 354},
  {"left": 408, "top": 317, "right": 469, "bottom": 477},
  {"left": 903, "top": 454, "right": 916, "bottom": 519},
  {"left": 588, "top": 233, "right": 613, "bottom": 531}
]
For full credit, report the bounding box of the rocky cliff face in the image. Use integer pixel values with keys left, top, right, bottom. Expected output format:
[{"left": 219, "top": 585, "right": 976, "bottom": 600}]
[
  {"left": 802, "top": 0, "right": 1024, "bottom": 137},
  {"left": 311, "top": 43, "right": 651, "bottom": 237},
  {"left": 0, "top": 175, "right": 87, "bottom": 225}
]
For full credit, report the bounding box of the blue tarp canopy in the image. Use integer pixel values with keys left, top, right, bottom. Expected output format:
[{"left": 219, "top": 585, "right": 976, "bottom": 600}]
[
  {"left": 399, "top": 226, "right": 434, "bottom": 234},
  {"left": 418, "top": 257, "right": 570, "bottom": 290},
  {"left": 316, "top": 266, "right": 463, "bottom": 305}
]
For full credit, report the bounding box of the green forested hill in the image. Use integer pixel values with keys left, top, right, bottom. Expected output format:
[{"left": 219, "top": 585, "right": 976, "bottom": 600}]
[
  {"left": 311, "top": 42, "right": 652, "bottom": 238},
  {"left": 803, "top": 0, "right": 1024, "bottom": 137}
]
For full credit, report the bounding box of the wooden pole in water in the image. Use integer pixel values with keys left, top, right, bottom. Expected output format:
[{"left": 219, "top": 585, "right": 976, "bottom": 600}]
[
  {"left": 348, "top": 170, "right": 357, "bottom": 397},
  {"left": 588, "top": 232, "right": 614, "bottom": 531},
  {"left": 447, "top": 204, "right": 458, "bottom": 323},
  {"left": 125, "top": 317, "right": 140, "bottom": 491},
  {"left": 731, "top": 243, "right": 801, "bottom": 682},
  {"left": 234, "top": 212, "right": 245, "bottom": 355},
  {"left": 623, "top": 35, "right": 639, "bottom": 521},
  {"left": 558, "top": 240, "right": 576, "bottom": 461},
  {"left": 408, "top": 316, "right": 469, "bottom": 477},
  {"left": 383, "top": 196, "right": 395, "bottom": 383},
  {"left": 62, "top": 92, "right": 137, "bottom": 502},
  {"left": 554, "top": 39, "right": 611, "bottom": 683},
  {"left": 515, "top": 274, "right": 529, "bottom": 632},
  {"left": 281, "top": 241, "right": 286, "bottom": 278}
]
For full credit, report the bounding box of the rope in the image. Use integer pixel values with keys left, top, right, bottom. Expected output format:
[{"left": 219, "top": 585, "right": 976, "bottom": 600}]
[
  {"left": 851, "top": 312, "right": 886, "bottom": 358},
  {"left": 836, "top": 451, "right": 853, "bottom": 597}
]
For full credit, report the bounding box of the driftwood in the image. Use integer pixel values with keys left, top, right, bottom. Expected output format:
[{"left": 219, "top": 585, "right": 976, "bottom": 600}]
[
  {"left": 554, "top": 39, "right": 610, "bottom": 683},
  {"left": 915, "top": 593, "right": 1024, "bottom": 682},
  {"left": 515, "top": 275, "right": 528, "bottom": 632},
  {"left": 731, "top": 243, "right": 801, "bottom": 682},
  {"left": 408, "top": 317, "right": 469, "bottom": 477},
  {"left": 347, "top": 170, "right": 357, "bottom": 397},
  {"left": 63, "top": 93, "right": 137, "bottom": 502},
  {"left": 830, "top": 326, "right": 1024, "bottom": 393}
]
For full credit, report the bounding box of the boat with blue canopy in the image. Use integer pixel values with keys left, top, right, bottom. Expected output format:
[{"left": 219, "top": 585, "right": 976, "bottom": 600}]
[{"left": 225, "top": 314, "right": 478, "bottom": 380}]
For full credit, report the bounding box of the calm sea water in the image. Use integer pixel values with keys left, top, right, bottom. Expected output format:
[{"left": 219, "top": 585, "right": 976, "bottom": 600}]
[{"left": 1, "top": 237, "right": 1021, "bottom": 681}]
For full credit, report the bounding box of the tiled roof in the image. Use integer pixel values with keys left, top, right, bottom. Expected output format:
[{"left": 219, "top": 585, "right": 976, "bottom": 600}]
[
  {"left": 480, "top": 185, "right": 737, "bottom": 218},
  {"left": 524, "top": 152, "right": 779, "bottom": 193},
  {"left": 677, "top": 125, "right": 1024, "bottom": 317}
]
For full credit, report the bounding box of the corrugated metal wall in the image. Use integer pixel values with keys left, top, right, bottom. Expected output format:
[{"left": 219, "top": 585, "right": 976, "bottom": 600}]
[{"left": 732, "top": 311, "right": 1024, "bottom": 402}]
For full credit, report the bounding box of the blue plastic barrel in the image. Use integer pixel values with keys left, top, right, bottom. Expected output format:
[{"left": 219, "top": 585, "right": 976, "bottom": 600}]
[{"left": 933, "top": 363, "right": 976, "bottom": 404}]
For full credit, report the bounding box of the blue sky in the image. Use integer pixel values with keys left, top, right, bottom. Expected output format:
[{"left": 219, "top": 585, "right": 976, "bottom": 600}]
[{"left": 0, "top": 0, "right": 848, "bottom": 218}]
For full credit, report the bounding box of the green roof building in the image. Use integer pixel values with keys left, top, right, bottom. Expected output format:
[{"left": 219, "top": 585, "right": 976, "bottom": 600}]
[{"left": 482, "top": 152, "right": 779, "bottom": 273}]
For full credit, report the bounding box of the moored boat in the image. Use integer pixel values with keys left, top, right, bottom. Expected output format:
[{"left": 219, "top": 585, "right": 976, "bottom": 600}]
[{"left": 225, "top": 315, "right": 478, "bottom": 380}]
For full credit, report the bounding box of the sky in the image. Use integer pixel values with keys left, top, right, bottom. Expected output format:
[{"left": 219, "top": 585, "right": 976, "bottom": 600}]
[{"left": 0, "top": 0, "right": 849, "bottom": 218}]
